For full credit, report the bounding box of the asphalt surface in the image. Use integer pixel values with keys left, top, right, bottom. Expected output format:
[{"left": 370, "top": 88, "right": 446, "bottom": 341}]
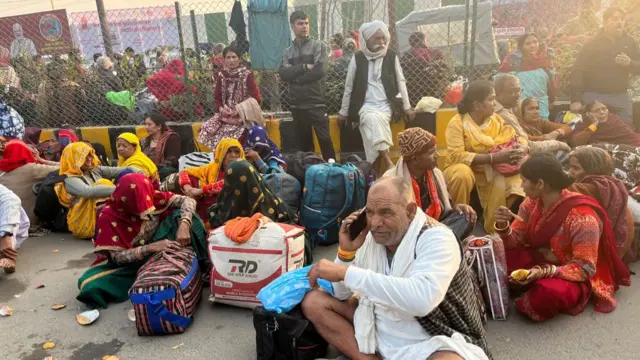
[{"left": 2, "top": 233, "right": 640, "bottom": 360}]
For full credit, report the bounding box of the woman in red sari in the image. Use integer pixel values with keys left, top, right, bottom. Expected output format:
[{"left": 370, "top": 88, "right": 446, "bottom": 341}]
[
  {"left": 76, "top": 173, "right": 208, "bottom": 308},
  {"left": 495, "top": 153, "right": 630, "bottom": 321}
]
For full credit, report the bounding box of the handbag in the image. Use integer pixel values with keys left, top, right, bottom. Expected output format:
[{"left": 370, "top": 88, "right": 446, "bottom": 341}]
[
  {"left": 463, "top": 235, "right": 509, "bottom": 321},
  {"left": 489, "top": 137, "right": 526, "bottom": 177}
]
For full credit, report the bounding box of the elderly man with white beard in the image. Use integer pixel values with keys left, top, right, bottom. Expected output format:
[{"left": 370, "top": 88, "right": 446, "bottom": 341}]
[
  {"left": 303, "top": 177, "right": 491, "bottom": 360},
  {"left": 10, "top": 23, "right": 37, "bottom": 59},
  {"left": 338, "top": 21, "right": 414, "bottom": 177}
]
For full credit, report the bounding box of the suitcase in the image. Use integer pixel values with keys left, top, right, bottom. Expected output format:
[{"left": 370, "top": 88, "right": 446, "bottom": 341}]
[
  {"left": 253, "top": 305, "right": 328, "bottom": 360},
  {"left": 129, "top": 247, "right": 203, "bottom": 335}
]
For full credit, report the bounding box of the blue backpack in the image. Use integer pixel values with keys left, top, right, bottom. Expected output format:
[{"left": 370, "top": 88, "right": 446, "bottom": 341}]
[{"left": 301, "top": 162, "right": 366, "bottom": 246}]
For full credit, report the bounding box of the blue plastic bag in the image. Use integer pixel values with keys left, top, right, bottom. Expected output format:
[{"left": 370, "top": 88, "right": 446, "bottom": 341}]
[{"left": 257, "top": 266, "right": 334, "bottom": 313}]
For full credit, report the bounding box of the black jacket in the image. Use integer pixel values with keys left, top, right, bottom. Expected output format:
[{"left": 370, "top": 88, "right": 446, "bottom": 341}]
[
  {"left": 570, "top": 31, "right": 640, "bottom": 102},
  {"left": 279, "top": 38, "right": 327, "bottom": 108},
  {"left": 97, "top": 68, "right": 124, "bottom": 92}
]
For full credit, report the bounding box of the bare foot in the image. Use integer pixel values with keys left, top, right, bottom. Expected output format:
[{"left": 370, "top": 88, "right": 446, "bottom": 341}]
[{"left": 0, "top": 258, "right": 16, "bottom": 274}]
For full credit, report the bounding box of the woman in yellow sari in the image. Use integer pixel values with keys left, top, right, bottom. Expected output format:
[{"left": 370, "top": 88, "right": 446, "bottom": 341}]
[
  {"left": 116, "top": 132, "right": 159, "bottom": 186},
  {"left": 176, "top": 138, "right": 245, "bottom": 227},
  {"left": 443, "top": 80, "right": 529, "bottom": 233},
  {"left": 55, "top": 142, "right": 142, "bottom": 239}
]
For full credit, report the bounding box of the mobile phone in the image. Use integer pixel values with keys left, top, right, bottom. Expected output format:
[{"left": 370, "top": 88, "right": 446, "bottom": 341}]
[{"left": 349, "top": 209, "right": 368, "bottom": 240}]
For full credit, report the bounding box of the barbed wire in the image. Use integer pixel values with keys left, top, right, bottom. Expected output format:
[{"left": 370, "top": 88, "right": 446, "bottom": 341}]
[{"left": 0, "top": 0, "right": 637, "bottom": 128}]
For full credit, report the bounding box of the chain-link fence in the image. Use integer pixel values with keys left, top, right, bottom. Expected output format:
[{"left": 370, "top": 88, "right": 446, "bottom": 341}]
[{"left": 0, "top": 0, "right": 637, "bottom": 128}]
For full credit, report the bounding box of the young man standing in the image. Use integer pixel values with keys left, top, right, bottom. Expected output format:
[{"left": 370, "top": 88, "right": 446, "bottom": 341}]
[{"left": 279, "top": 11, "right": 336, "bottom": 161}]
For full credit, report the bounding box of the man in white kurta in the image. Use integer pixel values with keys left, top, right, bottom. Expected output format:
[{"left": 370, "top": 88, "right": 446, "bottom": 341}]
[
  {"left": 303, "top": 177, "right": 489, "bottom": 360},
  {"left": 10, "top": 23, "right": 37, "bottom": 59},
  {"left": 0, "top": 184, "right": 29, "bottom": 273},
  {"left": 338, "top": 21, "right": 414, "bottom": 176}
]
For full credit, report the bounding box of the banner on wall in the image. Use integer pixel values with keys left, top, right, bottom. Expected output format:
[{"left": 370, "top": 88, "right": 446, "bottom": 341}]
[
  {"left": 71, "top": 6, "right": 180, "bottom": 57},
  {"left": 70, "top": 6, "right": 210, "bottom": 58},
  {"left": 0, "top": 9, "right": 73, "bottom": 58}
]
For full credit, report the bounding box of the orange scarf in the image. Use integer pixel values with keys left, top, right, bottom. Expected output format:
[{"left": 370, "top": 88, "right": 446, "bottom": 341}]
[{"left": 410, "top": 171, "right": 443, "bottom": 220}]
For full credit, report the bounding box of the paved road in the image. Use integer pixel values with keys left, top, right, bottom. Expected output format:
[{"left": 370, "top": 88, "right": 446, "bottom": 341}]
[{"left": 2, "top": 234, "right": 639, "bottom": 360}]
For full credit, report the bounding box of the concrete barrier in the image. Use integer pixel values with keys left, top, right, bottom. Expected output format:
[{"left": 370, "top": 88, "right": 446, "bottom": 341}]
[{"left": 39, "top": 109, "right": 458, "bottom": 167}]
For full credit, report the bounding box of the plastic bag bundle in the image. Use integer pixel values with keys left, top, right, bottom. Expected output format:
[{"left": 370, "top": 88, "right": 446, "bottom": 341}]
[{"left": 257, "top": 266, "right": 334, "bottom": 314}]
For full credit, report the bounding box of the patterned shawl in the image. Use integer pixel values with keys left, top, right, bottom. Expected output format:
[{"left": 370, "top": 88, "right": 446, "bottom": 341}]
[
  {"left": 244, "top": 125, "right": 285, "bottom": 166},
  {"left": 219, "top": 65, "right": 251, "bottom": 109}
]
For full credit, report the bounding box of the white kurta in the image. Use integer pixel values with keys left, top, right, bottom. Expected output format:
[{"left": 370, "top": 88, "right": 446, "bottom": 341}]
[
  {"left": 10, "top": 38, "right": 37, "bottom": 58},
  {"left": 332, "top": 215, "right": 487, "bottom": 360},
  {"left": 0, "top": 184, "right": 29, "bottom": 249},
  {"left": 339, "top": 55, "right": 411, "bottom": 162}
]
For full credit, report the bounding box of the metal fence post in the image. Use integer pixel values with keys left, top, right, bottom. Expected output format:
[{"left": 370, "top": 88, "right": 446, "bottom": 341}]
[
  {"left": 96, "top": 0, "right": 113, "bottom": 58},
  {"left": 469, "top": 0, "right": 478, "bottom": 69},
  {"left": 175, "top": 1, "right": 195, "bottom": 122},
  {"left": 190, "top": 10, "right": 203, "bottom": 71},
  {"left": 463, "top": 0, "right": 470, "bottom": 68}
]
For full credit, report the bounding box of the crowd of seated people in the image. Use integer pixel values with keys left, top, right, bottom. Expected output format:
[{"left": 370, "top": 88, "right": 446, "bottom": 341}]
[{"left": 2, "top": 7, "right": 640, "bottom": 359}]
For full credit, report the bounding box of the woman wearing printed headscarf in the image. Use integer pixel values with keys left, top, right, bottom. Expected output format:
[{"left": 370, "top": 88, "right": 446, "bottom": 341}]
[
  {"left": 384, "top": 127, "right": 476, "bottom": 239},
  {"left": 338, "top": 20, "right": 414, "bottom": 177},
  {"left": 55, "top": 142, "right": 142, "bottom": 239}
]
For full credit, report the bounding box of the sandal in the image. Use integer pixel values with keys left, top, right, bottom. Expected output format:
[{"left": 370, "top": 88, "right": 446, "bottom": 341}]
[{"left": 0, "top": 248, "right": 17, "bottom": 274}]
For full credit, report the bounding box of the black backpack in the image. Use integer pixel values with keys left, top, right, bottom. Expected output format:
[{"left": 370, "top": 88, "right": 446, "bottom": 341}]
[
  {"left": 33, "top": 170, "right": 68, "bottom": 232},
  {"left": 285, "top": 151, "right": 325, "bottom": 186},
  {"left": 343, "top": 154, "right": 375, "bottom": 192},
  {"left": 253, "top": 305, "right": 327, "bottom": 360}
]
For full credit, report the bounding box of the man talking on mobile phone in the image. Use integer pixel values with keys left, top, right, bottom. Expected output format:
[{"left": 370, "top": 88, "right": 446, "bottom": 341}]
[{"left": 303, "top": 177, "right": 489, "bottom": 360}]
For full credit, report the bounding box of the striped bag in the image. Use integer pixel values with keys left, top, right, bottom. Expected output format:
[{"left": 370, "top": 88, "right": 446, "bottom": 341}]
[
  {"left": 178, "top": 152, "right": 213, "bottom": 171},
  {"left": 129, "top": 247, "right": 203, "bottom": 336}
]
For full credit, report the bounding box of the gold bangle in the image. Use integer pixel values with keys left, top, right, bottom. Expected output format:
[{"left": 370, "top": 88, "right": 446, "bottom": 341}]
[
  {"left": 493, "top": 221, "right": 510, "bottom": 232},
  {"left": 490, "top": 153, "right": 493, "bottom": 165},
  {"left": 588, "top": 124, "right": 598, "bottom": 132}
]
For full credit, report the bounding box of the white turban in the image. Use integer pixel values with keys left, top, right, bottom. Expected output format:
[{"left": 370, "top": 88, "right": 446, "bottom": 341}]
[{"left": 359, "top": 20, "right": 390, "bottom": 60}]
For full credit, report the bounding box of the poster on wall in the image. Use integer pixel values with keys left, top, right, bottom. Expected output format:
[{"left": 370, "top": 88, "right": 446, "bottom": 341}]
[{"left": 0, "top": 9, "right": 72, "bottom": 59}]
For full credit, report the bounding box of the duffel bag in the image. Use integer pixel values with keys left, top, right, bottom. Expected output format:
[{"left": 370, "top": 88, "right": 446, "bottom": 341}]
[
  {"left": 254, "top": 305, "right": 328, "bottom": 360},
  {"left": 129, "top": 247, "right": 203, "bottom": 335},
  {"left": 263, "top": 172, "right": 302, "bottom": 215}
]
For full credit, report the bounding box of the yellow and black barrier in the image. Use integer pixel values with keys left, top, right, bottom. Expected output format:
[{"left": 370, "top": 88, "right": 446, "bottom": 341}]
[{"left": 39, "top": 109, "right": 458, "bottom": 167}]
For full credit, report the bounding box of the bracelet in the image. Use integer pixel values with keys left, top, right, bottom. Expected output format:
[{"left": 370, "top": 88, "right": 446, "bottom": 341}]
[
  {"left": 533, "top": 264, "right": 557, "bottom": 278},
  {"left": 489, "top": 153, "right": 494, "bottom": 165},
  {"left": 493, "top": 221, "right": 510, "bottom": 232},
  {"left": 588, "top": 124, "right": 598, "bottom": 132},
  {"left": 337, "top": 247, "right": 357, "bottom": 261}
]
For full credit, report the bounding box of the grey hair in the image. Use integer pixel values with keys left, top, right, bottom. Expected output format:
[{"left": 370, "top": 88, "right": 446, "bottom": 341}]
[
  {"left": 96, "top": 56, "right": 112, "bottom": 69},
  {"left": 371, "top": 176, "right": 413, "bottom": 204},
  {"left": 493, "top": 73, "right": 518, "bottom": 94}
]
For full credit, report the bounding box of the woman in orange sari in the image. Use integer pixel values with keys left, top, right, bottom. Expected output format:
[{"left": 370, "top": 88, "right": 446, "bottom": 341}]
[{"left": 495, "top": 153, "right": 630, "bottom": 321}]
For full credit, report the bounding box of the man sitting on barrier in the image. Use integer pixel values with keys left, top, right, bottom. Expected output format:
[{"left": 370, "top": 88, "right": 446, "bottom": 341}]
[
  {"left": 384, "top": 127, "right": 476, "bottom": 240},
  {"left": 303, "top": 177, "right": 490, "bottom": 360}
]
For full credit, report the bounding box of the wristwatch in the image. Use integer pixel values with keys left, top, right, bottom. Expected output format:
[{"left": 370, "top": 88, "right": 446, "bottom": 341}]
[{"left": 0, "top": 232, "right": 13, "bottom": 238}]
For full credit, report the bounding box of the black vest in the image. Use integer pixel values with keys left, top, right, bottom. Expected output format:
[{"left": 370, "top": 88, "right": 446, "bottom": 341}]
[{"left": 347, "top": 49, "right": 403, "bottom": 123}]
